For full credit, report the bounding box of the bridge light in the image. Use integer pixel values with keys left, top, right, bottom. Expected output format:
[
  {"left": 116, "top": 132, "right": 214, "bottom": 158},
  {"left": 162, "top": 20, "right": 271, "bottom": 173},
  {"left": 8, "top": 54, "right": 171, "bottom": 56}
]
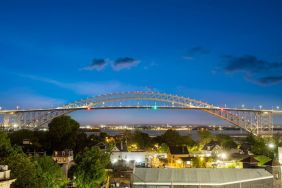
[
  {"left": 86, "top": 107, "right": 91, "bottom": 110},
  {"left": 220, "top": 108, "right": 224, "bottom": 112},
  {"left": 152, "top": 105, "right": 158, "bottom": 110}
]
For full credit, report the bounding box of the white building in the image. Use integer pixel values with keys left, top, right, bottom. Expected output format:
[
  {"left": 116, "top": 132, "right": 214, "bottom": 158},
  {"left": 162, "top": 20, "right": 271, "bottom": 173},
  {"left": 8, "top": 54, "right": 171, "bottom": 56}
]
[
  {"left": 111, "top": 152, "right": 148, "bottom": 165},
  {"left": 111, "top": 151, "right": 167, "bottom": 167},
  {"left": 0, "top": 165, "right": 16, "bottom": 188}
]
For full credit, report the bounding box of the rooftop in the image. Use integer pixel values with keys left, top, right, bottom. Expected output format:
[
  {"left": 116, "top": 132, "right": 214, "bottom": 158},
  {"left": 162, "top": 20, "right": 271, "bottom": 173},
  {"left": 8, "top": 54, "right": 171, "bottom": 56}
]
[
  {"left": 168, "top": 146, "right": 189, "bottom": 155},
  {"left": 132, "top": 168, "right": 273, "bottom": 186}
]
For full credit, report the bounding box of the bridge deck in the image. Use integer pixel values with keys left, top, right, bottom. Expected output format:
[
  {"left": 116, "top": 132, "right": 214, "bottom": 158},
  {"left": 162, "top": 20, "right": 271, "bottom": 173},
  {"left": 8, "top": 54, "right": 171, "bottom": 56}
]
[{"left": 1, "top": 106, "right": 282, "bottom": 114}]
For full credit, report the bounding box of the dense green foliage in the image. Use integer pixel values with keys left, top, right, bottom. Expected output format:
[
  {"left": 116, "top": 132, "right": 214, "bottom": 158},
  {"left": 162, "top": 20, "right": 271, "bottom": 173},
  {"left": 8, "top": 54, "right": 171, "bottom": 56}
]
[
  {"left": 72, "top": 147, "right": 110, "bottom": 188},
  {"left": 0, "top": 131, "right": 66, "bottom": 188},
  {"left": 127, "top": 130, "right": 152, "bottom": 150},
  {"left": 155, "top": 129, "right": 195, "bottom": 146},
  {"left": 34, "top": 156, "right": 67, "bottom": 188},
  {"left": 48, "top": 115, "right": 80, "bottom": 150},
  {"left": 245, "top": 135, "right": 274, "bottom": 158},
  {"left": 215, "top": 134, "right": 238, "bottom": 149},
  {"left": 198, "top": 130, "right": 213, "bottom": 145}
]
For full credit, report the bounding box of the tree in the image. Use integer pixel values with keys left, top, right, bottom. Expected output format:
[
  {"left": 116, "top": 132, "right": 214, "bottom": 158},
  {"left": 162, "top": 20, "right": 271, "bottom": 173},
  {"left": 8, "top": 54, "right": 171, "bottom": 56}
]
[
  {"left": 74, "top": 131, "right": 89, "bottom": 154},
  {"left": 157, "top": 143, "right": 169, "bottom": 153},
  {"left": 0, "top": 131, "right": 13, "bottom": 157},
  {"left": 9, "top": 129, "right": 35, "bottom": 146},
  {"left": 215, "top": 134, "right": 237, "bottom": 150},
  {"left": 72, "top": 147, "right": 110, "bottom": 188},
  {"left": 192, "top": 157, "right": 206, "bottom": 168},
  {"left": 198, "top": 130, "right": 213, "bottom": 145},
  {"left": 48, "top": 115, "right": 80, "bottom": 150},
  {"left": 1, "top": 131, "right": 66, "bottom": 188},
  {"left": 34, "top": 156, "right": 67, "bottom": 188},
  {"left": 3, "top": 152, "right": 41, "bottom": 188},
  {"left": 128, "top": 131, "right": 152, "bottom": 150},
  {"left": 156, "top": 129, "right": 195, "bottom": 146},
  {"left": 245, "top": 135, "right": 274, "bottom": 158},
  {"left": 1, "top": 131, "right": 41, "bottom": 188}
]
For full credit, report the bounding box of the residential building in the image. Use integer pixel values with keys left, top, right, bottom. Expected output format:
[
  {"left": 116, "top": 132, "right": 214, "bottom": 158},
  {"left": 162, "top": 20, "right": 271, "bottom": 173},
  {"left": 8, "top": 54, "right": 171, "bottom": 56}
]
[
  {"left": 167, "top": 146, "right": 190, "bottom": 167},
  {"left": 202, "top": 141, "right": 222, "bottom": 157},
  {"left": 52, "top": 149, "right": 74, "bottom": 176},
  {"left": 0, "top": 165, "right": 16, "bottom": 188},
  {"left": 240, "top": 156, "right": 259, "bottom": 168}
]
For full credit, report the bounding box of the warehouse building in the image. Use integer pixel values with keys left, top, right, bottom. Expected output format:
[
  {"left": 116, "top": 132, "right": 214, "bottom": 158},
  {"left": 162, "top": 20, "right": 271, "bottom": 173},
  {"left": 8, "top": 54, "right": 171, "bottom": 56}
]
[{"left": 131, "top": 168, "right": 273, "bottom": 188}]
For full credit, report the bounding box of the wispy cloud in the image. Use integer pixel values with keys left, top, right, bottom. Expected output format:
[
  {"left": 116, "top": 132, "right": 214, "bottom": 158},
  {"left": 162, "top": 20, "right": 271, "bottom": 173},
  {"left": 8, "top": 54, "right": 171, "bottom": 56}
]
[
  {"left": 183, "top": 46, "right": 210, "bottom": 60},
  {"left": 19, "top": 74, "right": 144, "bottom": 96},
  {"left": 80, "top": 59, "right": 108, "bottom": 71},
  {"left": 112, "top": 57, "right": 140, "bottom": 71},
  {"left": 222, "top": 55, "right": 282, "bottom": 85},
  {"left": 80, "top": 57, "right": 140, "bottom": 71},
  {"left": 0, "top": 89, "right": 65, "bottom": 109},
  {"left": 256, "top": 76, "right": 282, "bottom": 85},
  {"left": 223, "top": 55, "right": 282, "bottom": 73}
]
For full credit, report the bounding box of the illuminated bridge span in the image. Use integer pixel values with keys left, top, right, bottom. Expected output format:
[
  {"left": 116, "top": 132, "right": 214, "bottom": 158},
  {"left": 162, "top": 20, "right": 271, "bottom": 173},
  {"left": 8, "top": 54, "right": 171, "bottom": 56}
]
[{"left": 1, "top": 91, "right": 282, "bottom": 135}]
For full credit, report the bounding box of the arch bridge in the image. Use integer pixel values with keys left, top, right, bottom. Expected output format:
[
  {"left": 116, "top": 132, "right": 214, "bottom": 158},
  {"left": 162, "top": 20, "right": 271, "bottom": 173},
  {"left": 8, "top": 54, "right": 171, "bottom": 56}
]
[{"left": 0, "top": 91, "right": 281, "bottom": 136}]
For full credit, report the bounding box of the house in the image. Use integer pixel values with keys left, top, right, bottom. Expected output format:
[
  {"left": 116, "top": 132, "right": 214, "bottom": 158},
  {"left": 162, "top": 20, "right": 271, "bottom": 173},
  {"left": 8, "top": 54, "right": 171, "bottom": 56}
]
[
  {"left": 95, "top": 142, "right": 108, "bottom": 150},
  {"left": 167, "top": 146, "right": 190, "bottom": 167},
  {"left": 240, "top": 156, "right": 259, "bottom": 168},
  {"left": 131, "top": 168, "right": 273, "bottom": 188},
  {"left": 112, "top": 141, "right": 128, "bottom": 152},
  {"left": 202, "top": 141, "right": 222, "bottom": 157},
  {"left": 239, "top": 143, "right": 252, "bottom": 155},
  {"left": 111, "top": 151, "right": 148, "bottom": 167},
  {"left": 52, "top": 149, "right": 74, "bottom": 176},
  {"left": 0, "top": 165, "right": 16, "bottom": 188}
]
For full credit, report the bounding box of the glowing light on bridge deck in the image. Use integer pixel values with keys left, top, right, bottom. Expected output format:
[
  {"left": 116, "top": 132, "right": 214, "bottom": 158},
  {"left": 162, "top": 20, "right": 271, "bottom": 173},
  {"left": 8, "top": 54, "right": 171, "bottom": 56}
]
[
  {"left": 86, "top": 107, "right": 91, "bottom": 110},
  {"left": 152, "top": 105, "right": 158, "bottom": 110}
]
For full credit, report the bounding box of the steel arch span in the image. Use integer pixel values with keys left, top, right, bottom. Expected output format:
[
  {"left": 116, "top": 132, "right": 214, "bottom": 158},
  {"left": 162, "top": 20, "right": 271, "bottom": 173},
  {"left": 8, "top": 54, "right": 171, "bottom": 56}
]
[{"left": 0, "top": 91, "right": 279, "bottom": 135}]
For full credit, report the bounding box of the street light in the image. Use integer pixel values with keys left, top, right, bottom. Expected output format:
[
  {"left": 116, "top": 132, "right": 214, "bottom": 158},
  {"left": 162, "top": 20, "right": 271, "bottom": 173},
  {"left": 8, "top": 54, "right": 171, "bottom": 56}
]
[
  {"left": 259, "top": 105, "right": 262, "bottom": 110},
  {"left": 268, "top": 143, "right": 275, "bottom": 149},
  {"left": 218, "top": 153, "right": 227, "bottom": 161}
]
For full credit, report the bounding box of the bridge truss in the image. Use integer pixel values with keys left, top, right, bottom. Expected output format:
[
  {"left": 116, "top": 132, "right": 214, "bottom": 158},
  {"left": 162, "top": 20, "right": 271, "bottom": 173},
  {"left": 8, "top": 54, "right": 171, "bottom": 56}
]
[{"left": 0, "top": 91, "right": 280, "bottom": 135}]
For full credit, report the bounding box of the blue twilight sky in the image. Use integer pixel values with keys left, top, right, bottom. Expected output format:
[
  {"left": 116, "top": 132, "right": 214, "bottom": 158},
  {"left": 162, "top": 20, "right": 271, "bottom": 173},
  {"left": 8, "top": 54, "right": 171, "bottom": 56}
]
[{"left": 0, "top": 0, "right": 282, "bottom": 125}]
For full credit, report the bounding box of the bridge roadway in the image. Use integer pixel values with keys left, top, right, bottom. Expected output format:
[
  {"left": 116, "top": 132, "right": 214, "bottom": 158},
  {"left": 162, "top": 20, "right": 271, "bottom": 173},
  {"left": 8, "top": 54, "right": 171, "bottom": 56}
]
[
  {"left": 0, "top": 90, "right": 281, "bottom": 135},
  {"left": 1, "top": 106, "right": 282, "bottom": 114}
]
